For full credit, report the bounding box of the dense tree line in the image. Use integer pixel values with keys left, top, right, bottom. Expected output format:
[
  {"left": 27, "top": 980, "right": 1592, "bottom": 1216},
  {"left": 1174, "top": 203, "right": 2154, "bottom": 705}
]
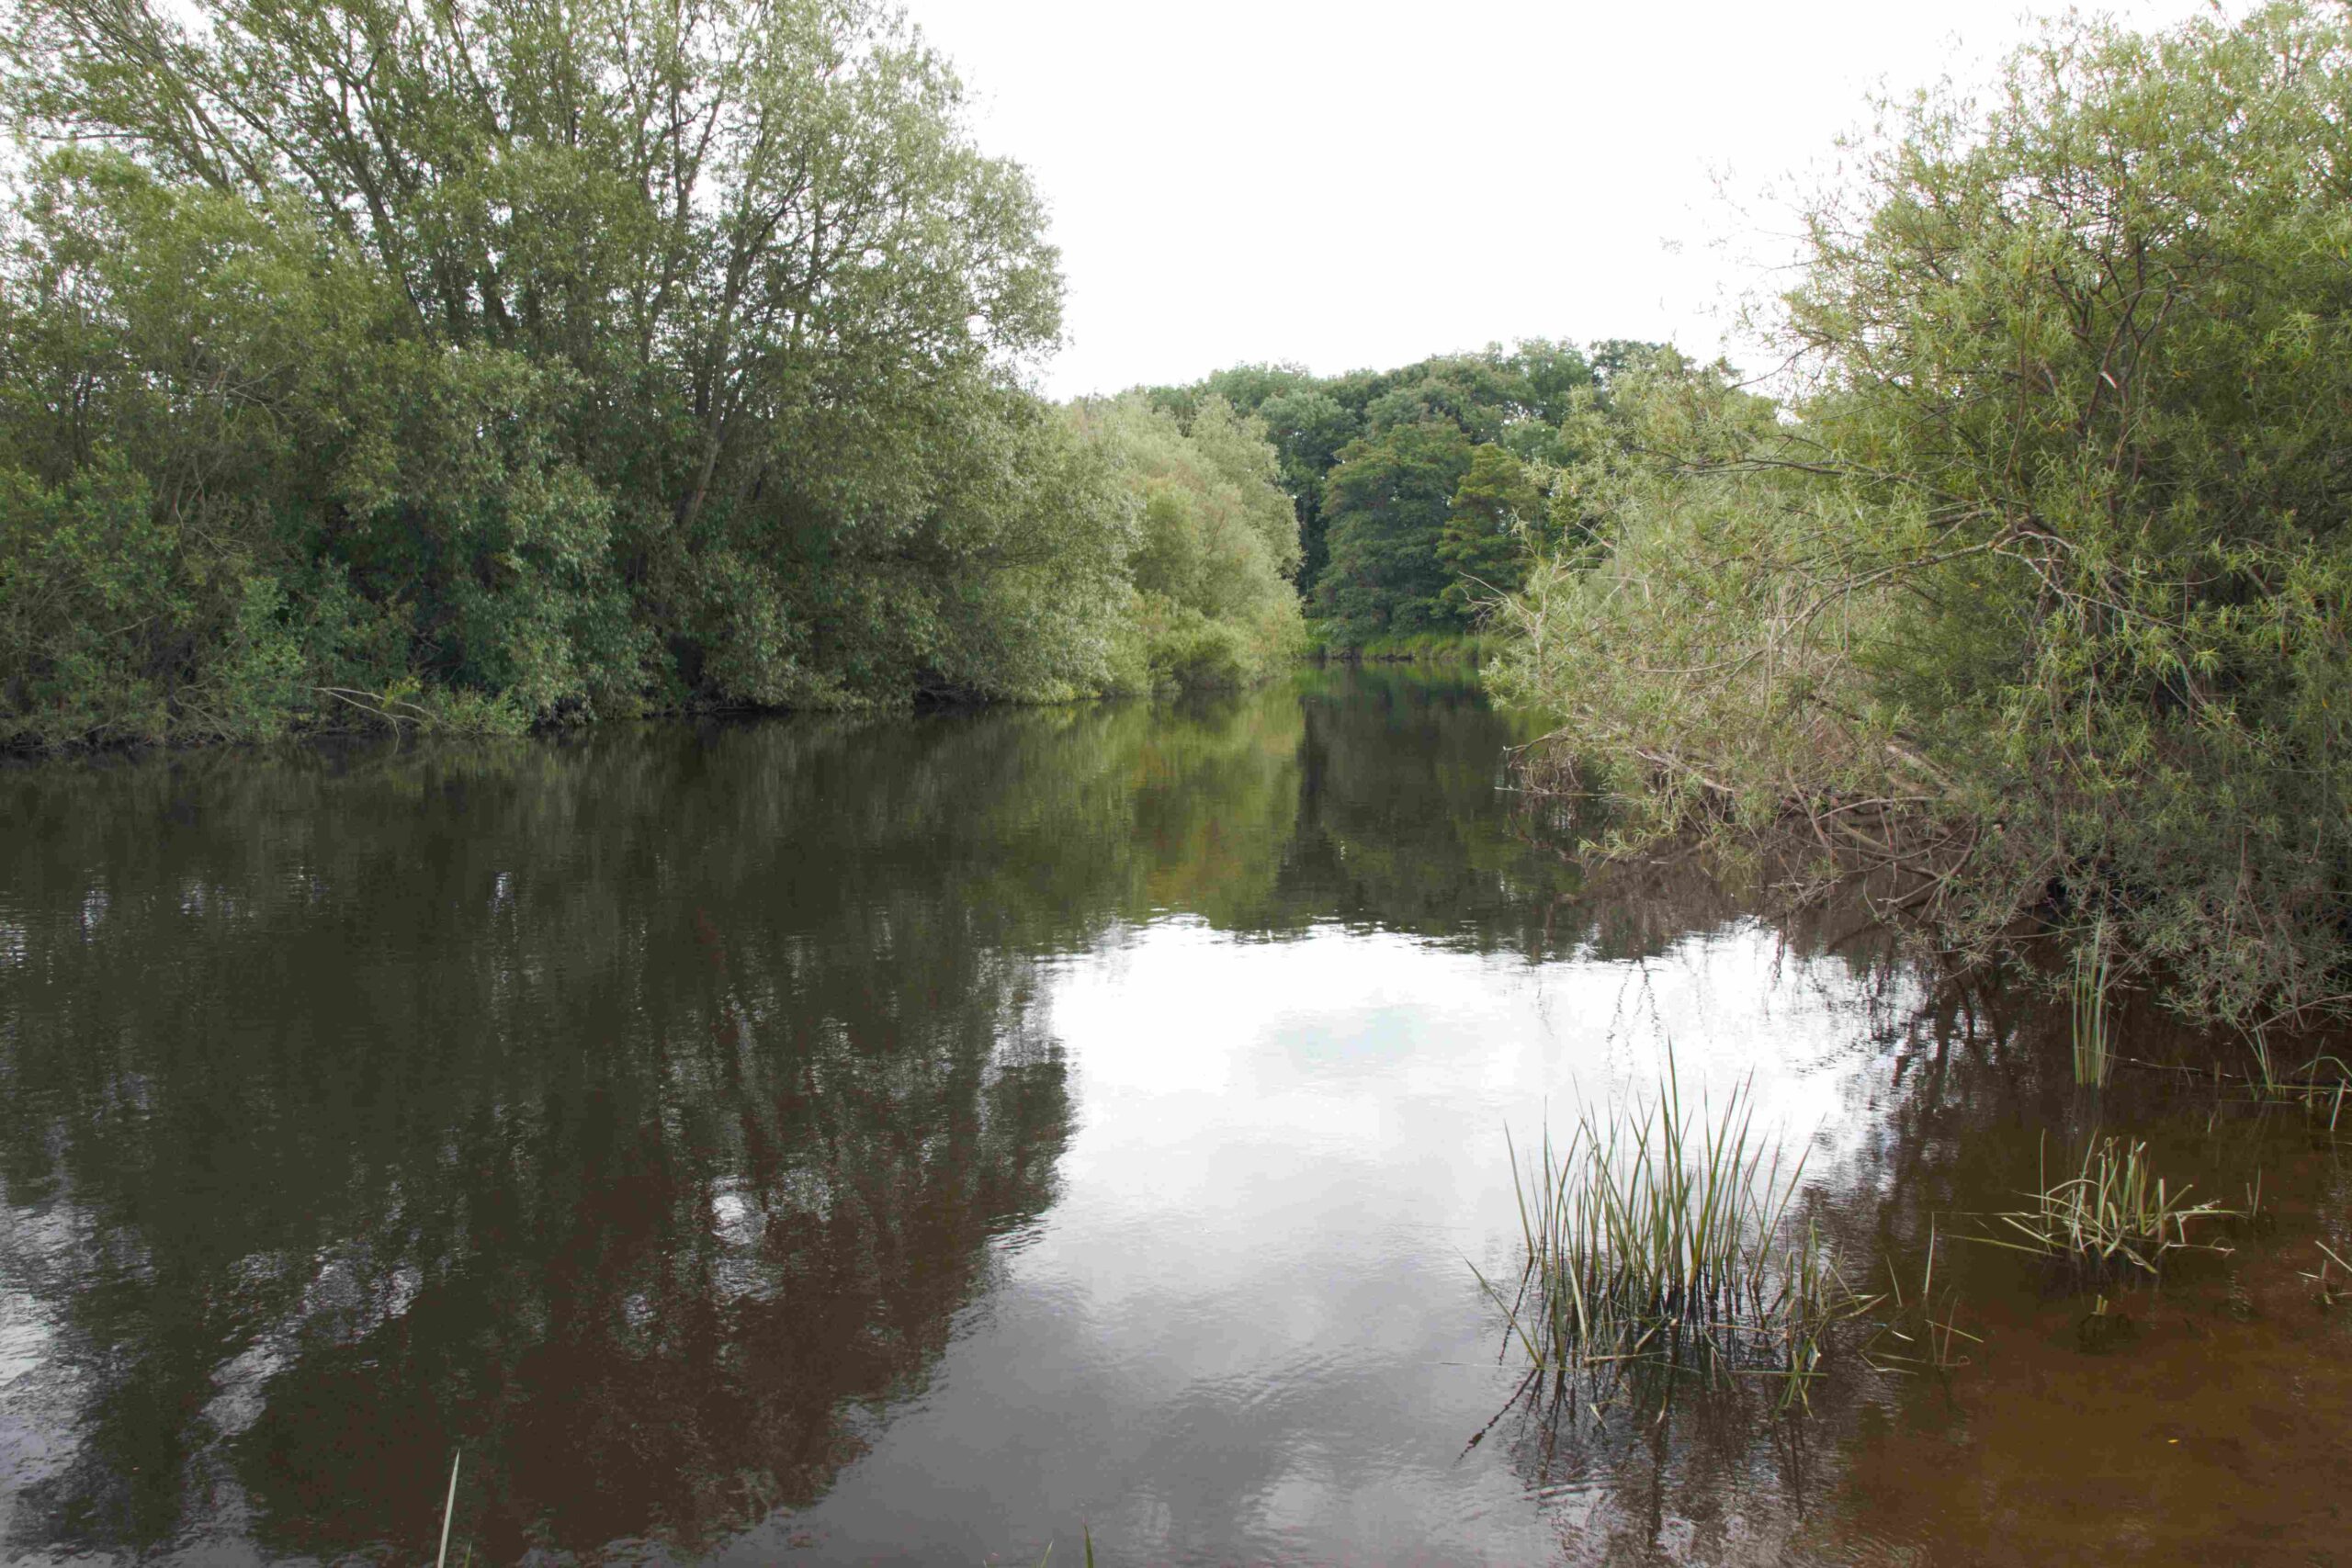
[
  {"left": 1495, "top": 1, "right": 2352, "bottom": 1035},
  {"left": 0, "top": 0, "right": 1305, "bottom": 749},
  {"left": 1140, "top": 342, "right": 1679, "bottom": 650}
]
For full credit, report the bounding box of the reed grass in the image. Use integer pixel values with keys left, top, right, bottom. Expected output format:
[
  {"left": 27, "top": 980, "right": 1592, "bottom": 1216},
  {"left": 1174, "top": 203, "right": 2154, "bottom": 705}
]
[
  {"left": 1863, "top": 1223, "right": 1979, "bottom": 1376},
  {"left": 2072, "top": 923, "right": 2115, "bottom": 1088},
  {"left": 2304, "top": 1241, "right": 2349, "bottom": 1308},
  {"left": 435, "top": 1451, "right": 461, "bottom": 1568},
  {"left": 1975, "top": 1134, "right": 2231, "bottom": 1276},
  {"left": 1476, "top": 1059, "right": 1875, "bottom": 1404}
]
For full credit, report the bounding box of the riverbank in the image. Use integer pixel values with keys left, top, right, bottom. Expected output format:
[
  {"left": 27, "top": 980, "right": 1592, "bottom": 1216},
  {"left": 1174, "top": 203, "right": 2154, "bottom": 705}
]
[{"left": 1303, "top": 629, "right": 1506, "bottom": 665}]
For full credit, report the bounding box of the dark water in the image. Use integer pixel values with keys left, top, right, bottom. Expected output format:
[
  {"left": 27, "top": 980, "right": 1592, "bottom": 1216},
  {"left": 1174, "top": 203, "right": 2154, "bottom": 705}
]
[{"left": 1, "top": 669, "right": 2346, "bottom": 1566}]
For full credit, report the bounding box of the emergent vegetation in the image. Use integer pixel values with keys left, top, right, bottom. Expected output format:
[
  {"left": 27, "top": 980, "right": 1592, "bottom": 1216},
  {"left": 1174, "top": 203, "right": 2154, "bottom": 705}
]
[
  {"left": 1493, "top": 2, "right": 2352, "bottom": 1035},
  {"left": 1478, "top": 1065, "right": 1873, "bottom": 1408},
  {"left": 1976, "top": 1135, "right": 2233, "bottom": 1279}
]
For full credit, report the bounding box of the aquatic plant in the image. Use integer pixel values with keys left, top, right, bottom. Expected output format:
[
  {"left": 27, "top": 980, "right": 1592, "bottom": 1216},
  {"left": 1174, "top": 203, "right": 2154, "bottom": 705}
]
[
  {"left": 436, "top": 1451, "right": 463, "bottom": 1568},
  {"left": 1035, "top": 1524, "right": 1096, "bottom": 1568},
  {"left": 1476, "top": 1061, "right": 1875, "bottom": 1404},
  {"left": 1863, "top": 1223, "right": 1979, "bottom": 1377},
  {"left": 1977, "top": 1134, "right": 2232, "bottom": 1277},
  {"left": 2071, "top": 925, "right": 2115, "bottom": 1088},
  {"left": 2303, "top": 1241, "right": 2349, "bottom": 1309}
]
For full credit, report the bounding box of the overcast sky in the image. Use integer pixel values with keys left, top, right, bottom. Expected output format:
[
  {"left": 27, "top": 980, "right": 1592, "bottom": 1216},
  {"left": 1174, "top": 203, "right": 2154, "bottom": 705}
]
[{"left": 901, "top": 0, "right": 2233, "bottom": 398}]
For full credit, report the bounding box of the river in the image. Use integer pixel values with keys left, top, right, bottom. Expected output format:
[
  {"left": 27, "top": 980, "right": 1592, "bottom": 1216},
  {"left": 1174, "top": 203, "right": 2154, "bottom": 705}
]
[{"left": 1, "top": 668, "right": 2345, "bottom": 1565}]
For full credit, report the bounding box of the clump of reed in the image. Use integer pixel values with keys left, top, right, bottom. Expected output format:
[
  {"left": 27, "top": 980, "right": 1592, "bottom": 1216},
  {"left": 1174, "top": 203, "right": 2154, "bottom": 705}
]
[
  {"left": 2071, "top": 923, "right": 2115, "bottom": 1088},
  {"left": 1863, "top": 1222, "right": 1979, "bottom": 1376},
  {"left": 1976, "top": 1134, "right": 2231, "bottom": 1277},
  {"left": 1477, "top": 1062, "right": 1874, "bottom": 1408}
]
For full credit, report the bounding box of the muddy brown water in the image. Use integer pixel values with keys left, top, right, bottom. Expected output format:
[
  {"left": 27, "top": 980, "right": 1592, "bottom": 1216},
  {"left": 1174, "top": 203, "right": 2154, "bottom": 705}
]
[{"left": 0, "top": 668, "right": 2345, "bottom": 1566}]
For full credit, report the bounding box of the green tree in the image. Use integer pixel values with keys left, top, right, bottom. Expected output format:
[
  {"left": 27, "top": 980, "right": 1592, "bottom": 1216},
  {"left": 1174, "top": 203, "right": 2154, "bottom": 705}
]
[
  {"left": 1313, "top": 421, "right": 1476, "bottom": 643},
  {"left": 1069, "top": 394, "right": 1303, "bottom": 688},
  {"left": 0, "top": 0, "right": 1150, "bottom": 745},
  {"left": 1143, "top": 342, "right": 1612, "bottom": 617},
  {"left": 1246, "top": 388, "right": 1360, "bottom": 589},
  {"left": 1435, "top": 444, "right": 1544, "bottom": 618}
]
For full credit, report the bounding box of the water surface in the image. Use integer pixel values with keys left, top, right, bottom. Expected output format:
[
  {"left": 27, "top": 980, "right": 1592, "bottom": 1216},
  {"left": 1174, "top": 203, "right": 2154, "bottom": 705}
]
[{"left": 2, "top": 669, "right": 2346, "bottom": 1565}]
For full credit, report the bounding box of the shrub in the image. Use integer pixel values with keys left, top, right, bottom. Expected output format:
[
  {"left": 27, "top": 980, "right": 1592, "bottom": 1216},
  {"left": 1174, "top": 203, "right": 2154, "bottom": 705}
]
[{"left": 1497, "top": 3, "right": 2352, "bottom": 1035}]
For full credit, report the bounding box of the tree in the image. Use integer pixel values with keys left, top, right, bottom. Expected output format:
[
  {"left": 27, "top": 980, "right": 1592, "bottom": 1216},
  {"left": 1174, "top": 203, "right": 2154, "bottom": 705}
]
[
  {"left": 1247, "top": 389, "right": 1359, "bottom": 590},
  {"left": 1435, "top": 444, "right": 1544, "bottom": 618},
  {"left": 1312, "top": 421, "right": 1475, "bottom": 643},
  {"left": 1067, "top": 393, "right": 1302, "bottom": 688},
  {"left": 0, "top": 0, "right": 1149, "bottom": 744},
  {"left": 1141, "top": 342, "right": 1613, "bottom": 615}
]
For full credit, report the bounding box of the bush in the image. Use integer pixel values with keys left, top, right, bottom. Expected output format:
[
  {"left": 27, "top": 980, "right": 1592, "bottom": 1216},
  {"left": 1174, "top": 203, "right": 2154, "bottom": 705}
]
[{"left": 1498, "top": 2, "right": 2352, "bottom": 1035}]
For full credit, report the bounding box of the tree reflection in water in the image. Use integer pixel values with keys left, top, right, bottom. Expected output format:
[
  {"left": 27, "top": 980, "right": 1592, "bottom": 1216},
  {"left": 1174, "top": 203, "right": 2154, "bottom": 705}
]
[{"left": 0, "top": 668, "right": 1617, "bottom": 1562}]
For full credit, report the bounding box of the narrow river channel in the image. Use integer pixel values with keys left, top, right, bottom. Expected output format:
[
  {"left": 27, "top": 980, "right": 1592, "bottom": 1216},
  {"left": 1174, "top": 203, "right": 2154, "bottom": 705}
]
[{"left": 2, "top": 668, "right": 2346, "bottom": 1565}]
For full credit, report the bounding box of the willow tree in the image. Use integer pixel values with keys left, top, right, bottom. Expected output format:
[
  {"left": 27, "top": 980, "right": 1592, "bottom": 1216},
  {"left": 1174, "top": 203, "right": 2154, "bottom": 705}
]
[
  {"left": 1, "top": 0, "right": 1128, "bottom": 741},
  {"left": 1066, "top": 393, "right": 1303, "bottom": 689},
  {"left": 1497, "top": 1, "right": 2352, "bottom": 1036}
]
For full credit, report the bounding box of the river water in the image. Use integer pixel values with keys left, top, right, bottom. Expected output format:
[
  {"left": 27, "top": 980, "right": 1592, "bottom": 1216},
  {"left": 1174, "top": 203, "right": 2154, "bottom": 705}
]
[{"left": 0, "top": 668, "right": 2346, "bottom": 1565}]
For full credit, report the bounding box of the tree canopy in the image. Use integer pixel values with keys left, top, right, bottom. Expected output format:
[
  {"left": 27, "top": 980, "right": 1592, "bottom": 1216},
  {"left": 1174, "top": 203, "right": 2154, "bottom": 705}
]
[
  {"left": 0, "top": 0, "right": 1309, "bottom": 746},
  {"left": 1139, "top": 340, "right": 1669, "bottom": 647},
  {"left": 1067, "top": 393, "right": 1305, "bottom": 689},
  {"left": 1312, "top": 421, "right": 1476, "bottom": 643}
]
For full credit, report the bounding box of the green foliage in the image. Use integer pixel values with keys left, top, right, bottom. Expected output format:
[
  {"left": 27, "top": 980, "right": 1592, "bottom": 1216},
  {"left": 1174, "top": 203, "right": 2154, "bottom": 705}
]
[
  {"left": 1478, "top": 1059, "right": 1871, "bottom": 1409},
  {"left": 1068, "top": 394, "right": 1304, "bottom": 690},
  {"left": 1975, "top": 1136, "right": 2232, "bottom": 1278},
  {"left": 1143, "top": 341, "right": 1657, "bottom": 645},
  {"left": 1247, "top": 386, "right": 1360, "bottom": 587},
  {"left": 1312, "top": 420, "right": 1476, "bottom": 643},
  {"left": 1306, "top": 626, "right": 1504, "bottom": 664},
  {"left": 0, "top": 0, "right": 1172, "bottom": 748},
  {"left": 1435, "top": 444, "right": 1545, "bottom": 618},
  {"left": 1497, "top": 1, "right": 2352, "bottom": 1032}
]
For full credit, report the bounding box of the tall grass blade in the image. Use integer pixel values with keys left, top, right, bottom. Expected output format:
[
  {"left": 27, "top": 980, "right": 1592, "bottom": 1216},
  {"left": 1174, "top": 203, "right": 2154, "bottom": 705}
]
[{"left": 435, "top": 1451, "right": 460, "bottom": 1568}]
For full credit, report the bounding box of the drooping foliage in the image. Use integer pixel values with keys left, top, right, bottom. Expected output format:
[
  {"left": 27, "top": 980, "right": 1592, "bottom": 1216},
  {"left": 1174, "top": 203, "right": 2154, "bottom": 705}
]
[
  {"left": 0, "top": 0, "right": 1159, "bottom": 746},
  {"left": 1065, "top": 393, "right": 1305, "bottom": 689},
  {"left": 1496, "top": 1, "right": 2352, "bottom": 1033}
]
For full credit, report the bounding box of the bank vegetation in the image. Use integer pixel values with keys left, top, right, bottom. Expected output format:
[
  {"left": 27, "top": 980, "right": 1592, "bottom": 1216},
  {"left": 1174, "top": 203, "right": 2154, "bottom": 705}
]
[
  {"left": 0, "top": 0, "right": 1306, "bottom": 750},
  {"left": 1493, "top": 2, "right": 2352, "bottom": 1039}
]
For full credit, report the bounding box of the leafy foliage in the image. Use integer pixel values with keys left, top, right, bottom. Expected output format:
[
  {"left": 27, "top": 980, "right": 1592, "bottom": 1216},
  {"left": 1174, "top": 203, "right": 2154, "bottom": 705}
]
[
  {"left": 1435, "top": 444, "right": 1545, "bottom": 618},
  {"left": 0, "top": 0, "right": 1191, "bottom": 747},
  {"left": 1144, "top": 340, "right": 1649, "bottom": 641},
  {"left": 1067, "top": 394, "right": 1303, "bottom": 689},
  {"left": 1313, "top": 420, "right": 1476, "bottom": 643},
  {"left": 1497, "top": 1, "right": 2352, "bottom": 1032}
]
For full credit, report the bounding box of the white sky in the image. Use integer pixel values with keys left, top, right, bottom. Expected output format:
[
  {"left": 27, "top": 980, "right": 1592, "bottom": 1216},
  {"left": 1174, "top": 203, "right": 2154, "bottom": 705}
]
[{"left": 904, "top": 0, "right": 2235, "bottom": 398}]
